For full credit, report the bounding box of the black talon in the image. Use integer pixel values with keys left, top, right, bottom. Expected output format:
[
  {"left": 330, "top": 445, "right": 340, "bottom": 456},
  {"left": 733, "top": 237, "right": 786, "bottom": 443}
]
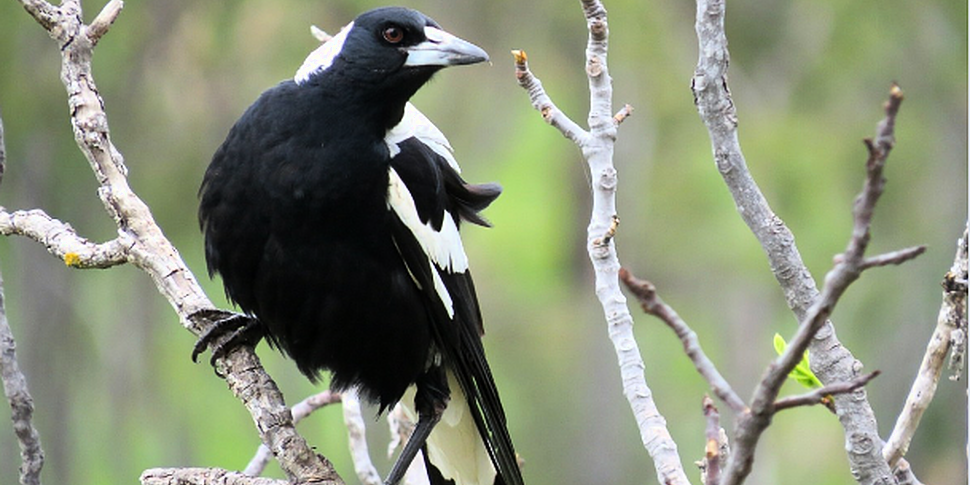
[{"left": 190, "top": 309, "right": 263, "bottom": 372}]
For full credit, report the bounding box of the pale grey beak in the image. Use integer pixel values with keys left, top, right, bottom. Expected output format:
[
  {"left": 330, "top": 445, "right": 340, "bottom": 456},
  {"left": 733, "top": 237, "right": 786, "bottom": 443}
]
[{"left": 403, "top": 26, "right": 489, "bottom": 67}]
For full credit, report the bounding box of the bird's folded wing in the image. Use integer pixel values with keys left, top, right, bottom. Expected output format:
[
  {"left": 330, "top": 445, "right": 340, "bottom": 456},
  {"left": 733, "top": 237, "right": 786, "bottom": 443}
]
[{"left": 386, "top": 137, "right": 522, "bottom": 485}]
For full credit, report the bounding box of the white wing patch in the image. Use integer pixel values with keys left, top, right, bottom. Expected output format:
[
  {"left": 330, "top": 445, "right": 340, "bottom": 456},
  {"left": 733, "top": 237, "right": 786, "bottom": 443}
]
[
  {"left": 387, "top": 167, "right": 469, "bottom": 318},
  {"left": 294, "top": 22, "right": 353, "bottom": 84},
  {"left": 386, "top": 104, "right": 461, "bottom": 173}
]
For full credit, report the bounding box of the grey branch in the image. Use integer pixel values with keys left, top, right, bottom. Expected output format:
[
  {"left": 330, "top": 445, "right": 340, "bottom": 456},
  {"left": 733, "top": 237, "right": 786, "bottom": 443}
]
[
  {"left": 86, "top": 0, "right": 123, "bottom": 46},
  {"left": 141, "top": 468, "right": 287, "bottom": 485},
  {"left": 0, "top": 208, "right": 130, "bottom": 269},
  {"left": 14, "top": 1, "right": 344, "bottom": 483},
  {"left": 716, "top": 82, "right": 907, "bottom": 484},
  {"left": 884, "top": 224, "right": 968, "bottom": 467},
  {"left": 244, "top": 390, "right": 342, "bottom": 476},
  {"left": 691, "top": 0, "right": 906, "bottom": 482},
  {"left": 618, "top": 268, "right": 746, "bottom": 414},
  {"left": 859, "top": 246, "right": 927, "bottom": 270},
  {"left": 773, "top": 371, "right": 881, "bottom": 412},
  {"left": 512, "top": 50, "right": 589, "bottom": 145},
  {"left": 701, "top": 396, "right": 722, "bottom": 485},
  {"left": 513, "top": 1, "right": 689, "bottom": 484},
  {"left": 0, "top": 266, "right": 44, "bottom": 485},
  {"left": 0, "top": 108, "right": 6, "bottom": 187}
]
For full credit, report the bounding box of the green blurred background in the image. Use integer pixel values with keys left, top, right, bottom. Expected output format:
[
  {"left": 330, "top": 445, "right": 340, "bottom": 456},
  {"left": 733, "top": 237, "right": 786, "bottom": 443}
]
[{"left": 0, "top": 0, "right": 966, "bottom": 483}]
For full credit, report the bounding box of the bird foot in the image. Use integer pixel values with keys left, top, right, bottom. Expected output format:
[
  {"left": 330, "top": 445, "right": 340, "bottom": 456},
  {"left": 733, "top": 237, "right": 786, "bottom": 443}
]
[{"left": 190, "top": 309, "right": 263, "bottom": 373}]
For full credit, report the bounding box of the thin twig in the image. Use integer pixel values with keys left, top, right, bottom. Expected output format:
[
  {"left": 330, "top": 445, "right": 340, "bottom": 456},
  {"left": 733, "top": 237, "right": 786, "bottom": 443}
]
[
  {"left": 619, "top": 268, "right": 747, "bottom": 414},
  {"left": 16, "top": 0, "right": 58, "bottom": 32},
  {"left": 0, "top": 266, "right": 45, "bottom": 485},
  {"left": 85, "top": 0, "right": 123, "bottom": 46},
  {"left": 701, "top": 396, "right": 721, "bottom": 485},
  {"left": 859, "top": 245, "right": 927, "bottom": 270},
  {"left": 513, "top": 1, "right": 688, "bottom": 483},
  {"left": 773, "top": 371, "right": 880, "bottom": 412},
  {"left": 884, "top": 224, "right": 968, "bottom": 467},
  {"left": 612, "top": 104, "right": 633, "bottom": 125},
  {"left": 0, "top": 108, "right": 6, "bottom": 188},
  {"left": 511, "top": 50, "right": 589, "bottom": 145}
]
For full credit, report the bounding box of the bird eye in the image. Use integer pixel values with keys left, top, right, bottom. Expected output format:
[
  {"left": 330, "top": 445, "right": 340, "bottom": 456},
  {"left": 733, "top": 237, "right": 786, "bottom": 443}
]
[{"left": 382, "top": 26, "right": 405, "bottom": 44}]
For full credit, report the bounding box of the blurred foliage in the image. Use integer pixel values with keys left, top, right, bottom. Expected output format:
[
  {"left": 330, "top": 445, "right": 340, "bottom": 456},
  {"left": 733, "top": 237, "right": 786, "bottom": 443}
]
[{"left": 0, "top": 0, "right": 965, "bottom": 484}]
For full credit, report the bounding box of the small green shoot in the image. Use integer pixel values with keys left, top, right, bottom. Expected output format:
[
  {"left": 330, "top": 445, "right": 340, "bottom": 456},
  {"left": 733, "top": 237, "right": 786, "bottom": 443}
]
[{"left": 773, "top": 333, "right": 824, "bottom": 389}]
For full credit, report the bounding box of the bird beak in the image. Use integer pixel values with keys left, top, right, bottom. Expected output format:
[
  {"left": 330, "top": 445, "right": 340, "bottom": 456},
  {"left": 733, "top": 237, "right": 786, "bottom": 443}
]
[{"left": 403, "top": 26, "right": 489, "bottom": 67}]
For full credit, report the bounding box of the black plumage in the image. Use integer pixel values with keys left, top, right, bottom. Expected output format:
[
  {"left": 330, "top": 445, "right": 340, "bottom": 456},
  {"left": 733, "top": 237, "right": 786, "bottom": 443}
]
[{"left": 198, "top": 7, "right": 522, "bottom": 485}]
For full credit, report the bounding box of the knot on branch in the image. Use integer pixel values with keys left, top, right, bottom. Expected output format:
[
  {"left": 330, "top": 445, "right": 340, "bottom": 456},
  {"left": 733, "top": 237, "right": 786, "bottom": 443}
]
[
  {"left": 540, "top": 105, "right": 554, "bottom": 122},
  {"left": 589, "top": 18, "right": 608, "bottom": 41},
  {"left": 586, "top": 56, "right": 604, "bottom": 78},
  {"left": 847, "top": 431, "right": 877, "bottom": 456}
]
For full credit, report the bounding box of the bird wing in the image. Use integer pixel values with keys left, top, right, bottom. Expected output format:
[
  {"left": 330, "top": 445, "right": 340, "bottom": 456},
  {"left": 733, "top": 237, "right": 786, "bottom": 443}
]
[{"left": 385, "top": 133, "right": 522, "bottom": 485}]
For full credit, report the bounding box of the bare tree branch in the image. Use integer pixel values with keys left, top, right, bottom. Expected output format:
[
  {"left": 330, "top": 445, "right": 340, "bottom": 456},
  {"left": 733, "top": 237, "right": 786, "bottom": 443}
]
[
  {"left": 618, "top": 268, "right": 746, "bottom": 414},
  {"left": 11, "top": 1, "right": 345, "bottom": 483},
  {"left": 0, "top": 266, "right": 44, "bottom": 485},
  {"left": 511, "top": 50, "right": 588, "bottom": 145},
  {"left": 513, "top": 2, "right": 689, "bottom": 483},
  {"left": 859, "top": 246, "right": 927, "bottom": 270},
  {"left": 0, "top": 108, "right": 6, "bottom": 188},
  {"left": 773, "top": 371, "right": 881, "bottom": 412},
  {"left": 691, "top": 0, "right": 910, "bottom": 483},
  {"left": 86, "top": 0, "right": 122, "bottom": 46},
  {"left": 341, "top": 389, "right": 382, "bottom": 485},
  {"left": 0, "top": 209, "right": 130, "bottom": 269},
  {"left": 141, "top": 468, "right": 286, "bottom": 485},
  {"left": 884, "top": 224, "right": 968, "bottom": 467},
  {"left": 244, "top": 390, "right": 342, "bottom": 476},
  {"left": 701, "top": 396, "right": 722, "bottom": 485}
]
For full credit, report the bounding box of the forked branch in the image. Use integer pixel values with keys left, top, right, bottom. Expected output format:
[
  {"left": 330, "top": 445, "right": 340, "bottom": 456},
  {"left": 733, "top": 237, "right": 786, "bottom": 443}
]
[{"left": 512, "top": 1, "right": 688, "bottom": 484}]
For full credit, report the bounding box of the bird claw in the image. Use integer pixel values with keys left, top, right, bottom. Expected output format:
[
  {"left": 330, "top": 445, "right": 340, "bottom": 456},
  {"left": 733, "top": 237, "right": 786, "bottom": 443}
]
[{"left": 190, "top": 309, "right": 263, "bottom": 375}]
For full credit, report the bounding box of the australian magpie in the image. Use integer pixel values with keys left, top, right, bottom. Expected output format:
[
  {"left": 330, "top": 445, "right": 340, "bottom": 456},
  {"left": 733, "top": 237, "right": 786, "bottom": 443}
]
[{"left": 197, "top": 7, "right": 523, "bottom": 485}]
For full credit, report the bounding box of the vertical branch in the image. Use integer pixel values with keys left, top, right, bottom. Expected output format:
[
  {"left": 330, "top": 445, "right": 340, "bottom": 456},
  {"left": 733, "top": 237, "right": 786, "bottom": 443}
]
[
  {"left": 0, "top": 265, "right": 45, "bottom": 485},
  {"left": 514, "top": 1, "right": 690, "bottom": 483},
  {"left": 342, "top": 390, "right": 382, "bottom": 485},
  {"left": 0, "top": 98, "right": 44, "bottom": 485},
  {"left": 884, "top": 224, "right": 968, "bottom": 467},
  {"left": 0, "top": 107, "right": 6, "bottom": 188}
]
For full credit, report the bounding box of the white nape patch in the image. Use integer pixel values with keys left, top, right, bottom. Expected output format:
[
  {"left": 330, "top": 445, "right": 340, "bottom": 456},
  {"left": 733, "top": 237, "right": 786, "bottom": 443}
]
[
  {"left": 385, "top": 104, "right": 461, "bottom": 173},
  {"left": 388, "top": 167, "right": 469, "bottom": 318},
  {"left": 294, "top": 22, "right": 353, "bottom": 84},
  {"left": 400, "top": 372, "right": 497, "bottom": 485}
]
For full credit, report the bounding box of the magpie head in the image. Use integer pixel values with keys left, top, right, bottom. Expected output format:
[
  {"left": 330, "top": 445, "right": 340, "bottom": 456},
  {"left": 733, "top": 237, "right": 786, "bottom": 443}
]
[{"left": 296, "top": 7, "right": 488, "bottom": 99}]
